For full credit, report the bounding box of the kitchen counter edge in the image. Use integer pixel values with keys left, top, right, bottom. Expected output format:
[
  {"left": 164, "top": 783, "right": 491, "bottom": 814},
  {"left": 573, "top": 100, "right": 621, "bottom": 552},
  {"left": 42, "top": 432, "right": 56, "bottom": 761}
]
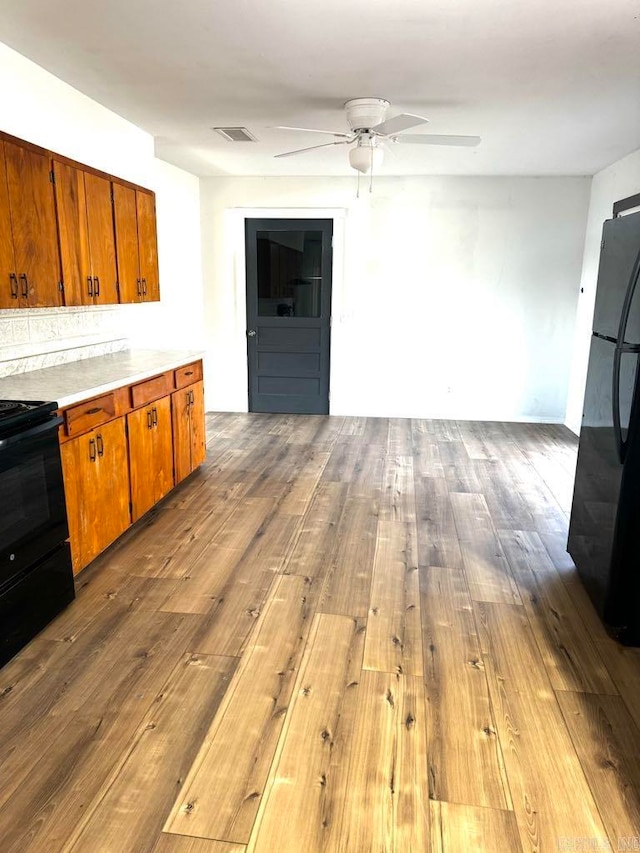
[{"left": 0, "top": 349, "right": 206, "bottom": 409}]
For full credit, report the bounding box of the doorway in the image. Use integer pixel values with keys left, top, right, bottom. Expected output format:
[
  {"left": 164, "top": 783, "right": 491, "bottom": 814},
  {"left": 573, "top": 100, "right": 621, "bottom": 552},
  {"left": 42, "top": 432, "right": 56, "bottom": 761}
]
[{"left": 245, "top": 218, "right": 333, "bottom": 414}]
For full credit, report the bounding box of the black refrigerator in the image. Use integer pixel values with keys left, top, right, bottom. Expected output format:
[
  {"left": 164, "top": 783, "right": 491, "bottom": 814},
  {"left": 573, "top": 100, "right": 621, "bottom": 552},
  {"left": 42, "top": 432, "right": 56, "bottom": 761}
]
[{"left": 568, "top": 208, "right": 640, "bottom": 644}]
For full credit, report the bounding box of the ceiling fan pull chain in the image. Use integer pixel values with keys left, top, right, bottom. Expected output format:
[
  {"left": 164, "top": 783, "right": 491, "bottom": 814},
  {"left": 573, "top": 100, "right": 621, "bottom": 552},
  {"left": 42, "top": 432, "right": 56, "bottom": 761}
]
[
  {"left": 369, "top": 148, "right": 374, "bottom": 193},
  {"left": 356, "top": 168, "right": 360, "bottom": 199}
]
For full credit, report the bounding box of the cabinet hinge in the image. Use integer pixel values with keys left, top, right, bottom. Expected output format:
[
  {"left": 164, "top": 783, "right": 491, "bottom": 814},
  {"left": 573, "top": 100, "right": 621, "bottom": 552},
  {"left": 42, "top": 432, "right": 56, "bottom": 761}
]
[{"left": 49, "top": 169, "right": 55, "bottom": 184}]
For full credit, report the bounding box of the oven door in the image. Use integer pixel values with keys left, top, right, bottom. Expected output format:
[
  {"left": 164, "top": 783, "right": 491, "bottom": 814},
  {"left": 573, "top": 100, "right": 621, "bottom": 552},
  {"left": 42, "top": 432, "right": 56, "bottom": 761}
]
[{"left": 0, "top": 415, "right": 69, "bottom": 590}]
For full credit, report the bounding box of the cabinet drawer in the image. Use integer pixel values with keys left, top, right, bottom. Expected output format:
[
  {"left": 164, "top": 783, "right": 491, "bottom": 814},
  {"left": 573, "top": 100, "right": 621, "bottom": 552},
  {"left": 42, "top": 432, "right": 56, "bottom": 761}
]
[
  {"left": 64, "top": 393, "right": 116, "bottom": 436},
  {"left": 174, "top": 361, "right": 202, "bottom": 389},
  {"left": 130, "top": 371, "right": 172, "bottom": 408}
]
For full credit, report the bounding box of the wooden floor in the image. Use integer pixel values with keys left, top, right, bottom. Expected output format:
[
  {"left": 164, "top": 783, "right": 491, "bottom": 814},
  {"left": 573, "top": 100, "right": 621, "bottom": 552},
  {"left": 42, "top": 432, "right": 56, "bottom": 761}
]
[{"left": 1, "top": 414, "right": 640, "bottom": 852}]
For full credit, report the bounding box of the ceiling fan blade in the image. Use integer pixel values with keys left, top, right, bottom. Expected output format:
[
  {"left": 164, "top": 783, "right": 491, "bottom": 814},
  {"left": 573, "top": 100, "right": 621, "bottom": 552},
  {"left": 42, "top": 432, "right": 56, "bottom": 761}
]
[
  {"left": 372, "top": 113, "right": 429, "bottom": 136},
  {"left": 273, "top": 125, "right": 353, "bottom": 139},
  {"left": 395, "top": 134, "right": 482, "bottom": 147},
  {"left": 274, "top": 139, "right": 352, "bottom": 158}
]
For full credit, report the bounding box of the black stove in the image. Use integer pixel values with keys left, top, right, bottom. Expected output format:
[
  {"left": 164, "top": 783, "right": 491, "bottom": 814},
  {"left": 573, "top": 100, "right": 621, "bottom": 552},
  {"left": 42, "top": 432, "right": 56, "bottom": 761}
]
[
  {"left": 0, "top": 397, "right": 74, "bottom": 667},
  {"left": 0, "top": 400, "right": 58, "bottom": 439}
]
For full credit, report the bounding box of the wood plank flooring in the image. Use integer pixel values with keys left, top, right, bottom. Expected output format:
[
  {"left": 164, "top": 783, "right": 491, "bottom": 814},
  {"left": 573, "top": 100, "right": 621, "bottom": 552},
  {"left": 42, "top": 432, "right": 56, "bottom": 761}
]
[{"left": 1, "top": 413, "right": 640, "bottom": 852}]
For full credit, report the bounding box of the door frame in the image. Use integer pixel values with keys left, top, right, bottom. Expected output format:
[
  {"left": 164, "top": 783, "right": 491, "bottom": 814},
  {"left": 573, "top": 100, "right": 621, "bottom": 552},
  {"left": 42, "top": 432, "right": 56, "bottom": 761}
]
[{"left": 226, "top": 207, "right": 346, "bottom": 413}]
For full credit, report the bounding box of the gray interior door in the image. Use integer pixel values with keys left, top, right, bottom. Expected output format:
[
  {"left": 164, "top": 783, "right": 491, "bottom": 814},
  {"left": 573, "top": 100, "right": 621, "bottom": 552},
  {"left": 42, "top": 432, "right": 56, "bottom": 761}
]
[{"left": 245, "top": 218, "right": 333, "bottom": 414}]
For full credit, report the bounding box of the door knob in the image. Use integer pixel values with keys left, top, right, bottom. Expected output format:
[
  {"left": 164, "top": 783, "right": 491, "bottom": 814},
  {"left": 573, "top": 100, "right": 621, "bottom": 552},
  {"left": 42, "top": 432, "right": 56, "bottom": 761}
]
[{"left": 247, "top": 329, "right": 256, "bottom": 337}]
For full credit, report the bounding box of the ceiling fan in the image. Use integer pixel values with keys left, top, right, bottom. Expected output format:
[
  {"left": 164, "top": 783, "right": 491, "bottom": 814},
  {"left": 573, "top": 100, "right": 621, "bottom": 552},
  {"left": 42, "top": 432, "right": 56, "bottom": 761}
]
[{"left": 274, "top": 98, "right": 481, "bottom": 173}]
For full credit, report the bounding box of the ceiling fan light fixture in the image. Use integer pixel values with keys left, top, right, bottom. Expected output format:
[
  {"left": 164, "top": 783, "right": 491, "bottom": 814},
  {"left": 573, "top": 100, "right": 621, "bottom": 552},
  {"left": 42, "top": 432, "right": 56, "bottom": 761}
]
[{"left": 349, "top": 143, "right": 384, "bottom": 174}]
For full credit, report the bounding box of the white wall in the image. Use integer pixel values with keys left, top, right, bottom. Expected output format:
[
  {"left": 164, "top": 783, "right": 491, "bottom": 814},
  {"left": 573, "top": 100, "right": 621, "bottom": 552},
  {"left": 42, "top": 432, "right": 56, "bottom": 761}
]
[
  {"left": 0, "top": 41, "right": 203, "bottom": 376},
  {"left": 200, "top": 175, "right": 590, "bottom": 421},
  {"left": 565, "top": 148, "right": 640, "bottom": 434}
]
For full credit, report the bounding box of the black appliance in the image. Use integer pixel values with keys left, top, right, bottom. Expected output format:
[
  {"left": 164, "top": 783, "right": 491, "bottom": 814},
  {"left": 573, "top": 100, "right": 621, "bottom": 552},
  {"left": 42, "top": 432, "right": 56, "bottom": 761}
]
[
  {"left": 568, "top": 208, "right": 640, "bottom": 644},
  {"left": 0, "top": 399, "right": 75, "bottom": 667}
]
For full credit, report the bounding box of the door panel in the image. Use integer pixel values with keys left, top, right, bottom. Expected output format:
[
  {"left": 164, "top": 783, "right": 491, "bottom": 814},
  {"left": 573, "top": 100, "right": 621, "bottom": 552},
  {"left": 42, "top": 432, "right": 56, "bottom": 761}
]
[
  {"left": 593, "top": 211, "right": 640, "bottom": 341},
  {"left": 128, "top": 405, "right": 157, "bottom": 520},
  {"left": 137, "top": 190, "right": 160, "bottom": 301},
  {"left": 60, "top": 418, "right": 130, "bottom": 574},
  {"left": 113, "top": 182, "right": 141, "bottom": 303},
  {"left": 85, "top": 172, "right": 118, "bottom": 304},
  {"left": 5, "top": 141, "right": 61, "bottom": 307},
  {"left": 152, "top": 395, "right": 174, "bottom": 502},
  {"left": 190, "top": 380, "right": 207, "bottom": 471},
  {"left": 246, "top": 218, "right": 332, "bottom": 414},
  {"left": 171, "top": 387, "right": 192, "bottom": 485},
  {"left": 53, "top": 159, "right": 91, "bottom": 306},
  {"left": 0, "top": 142, "right": 18, "bottom": 309}
]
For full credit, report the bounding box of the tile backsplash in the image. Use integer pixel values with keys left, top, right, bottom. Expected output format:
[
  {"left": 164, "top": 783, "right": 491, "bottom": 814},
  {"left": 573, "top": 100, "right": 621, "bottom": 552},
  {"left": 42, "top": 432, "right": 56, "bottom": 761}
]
[{"left": 0, "top": 306, "right": 129, "bottom": 377}]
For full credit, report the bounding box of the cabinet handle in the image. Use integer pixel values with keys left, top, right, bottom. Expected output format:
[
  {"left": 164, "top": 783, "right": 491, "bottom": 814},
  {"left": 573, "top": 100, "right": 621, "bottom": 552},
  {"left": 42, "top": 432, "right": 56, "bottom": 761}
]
[
  {"left": 9, "top": 273, "right": 18, "bottom": 299},
  {"left": 137, "top": 278, "right": 142, "bottom": 297},
  {"left": 86, "top": 406, "right": 102, "bottom": 415},
  {"left": 96, "top": 434, "right": 104, "bottom": 457},
  {"left": 94, "top": 276, "right": 100, "bottom": 296},
  {"left": 189, "top": 390, "right": 194, "bottom": 407},
  {"left": 19, "top": 273, "right": 28, "bottom": 298},
  {"left": 142, "top": 278, "right": 147, "bottom": 296},
  {"left": 89, "top": 438, "right": 97, "bottom": 462},
  {"left": 184, "top": 370, "right": 193, "bottom": 377},
  {"left": 87, "top": 276, "right": 94, "bottom": 297},
  {"left": 152, "top": 406, "right": 158, "bottom": 427},
  {"left": 147, "top": 410, "right": 153, "bottom": 430}
]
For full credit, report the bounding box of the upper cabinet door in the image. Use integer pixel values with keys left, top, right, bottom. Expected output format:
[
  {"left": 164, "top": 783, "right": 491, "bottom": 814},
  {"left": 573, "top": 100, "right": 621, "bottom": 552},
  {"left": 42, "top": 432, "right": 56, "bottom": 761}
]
[
  {"left": 53, "top": 158, "right": 92, "bottom": 306},
  {"left": 4, "top": 141, "right": 61, "bottom": 307},
  {"left": 84, "top": 172, "right": 118, "bottom": 305},
  {"left": 113, "top": 182, "right": 141, "bottom": 303},
  {"left": 0, "top": 142, "right": 18, "bottom": 309},
  {"left": 136, "top": 190, "right": 160, "bottom": 301}
]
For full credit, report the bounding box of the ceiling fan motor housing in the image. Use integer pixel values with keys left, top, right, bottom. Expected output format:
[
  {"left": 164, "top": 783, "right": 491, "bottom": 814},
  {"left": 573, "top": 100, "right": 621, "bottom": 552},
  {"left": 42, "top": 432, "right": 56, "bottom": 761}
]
[{"left": 344, "top": 98, "right": 390, "bottom": 131}]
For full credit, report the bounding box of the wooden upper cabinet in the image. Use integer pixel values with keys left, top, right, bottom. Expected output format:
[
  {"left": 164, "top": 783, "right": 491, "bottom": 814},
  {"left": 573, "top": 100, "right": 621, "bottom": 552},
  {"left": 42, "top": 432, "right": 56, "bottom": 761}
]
[
  {"left": 113, "top": 182, "right": 141, "bottom": 303},
  {"left": 4, "top": 140, "right": 61, "bottom": 307},
  {"left": 0, "top": 130, "right": 161, "bottom": 309},
  {"left": 136, "top": 190, "right": 160, "bottom": 301},
  {"left": 0, "top": 142, "right": 18, "bottom": 309},
  {"left": 53, "top": 158, "right": 92, "bottom": 305},
  {"left": 113, "top": 182, "right": 160, "bottom": 303},
  {"left": 54, "top": 162, "right": 118, "bottom": 306},
  {"left": 84, "top": 172, "right": 118, "bottom": 304}
]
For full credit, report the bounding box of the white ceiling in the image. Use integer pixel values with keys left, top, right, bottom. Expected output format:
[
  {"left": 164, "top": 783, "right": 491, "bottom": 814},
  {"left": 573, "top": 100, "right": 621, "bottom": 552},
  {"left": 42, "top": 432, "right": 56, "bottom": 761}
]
[{"left": 1, "top": 0, "right": 639, "bottom": 177}]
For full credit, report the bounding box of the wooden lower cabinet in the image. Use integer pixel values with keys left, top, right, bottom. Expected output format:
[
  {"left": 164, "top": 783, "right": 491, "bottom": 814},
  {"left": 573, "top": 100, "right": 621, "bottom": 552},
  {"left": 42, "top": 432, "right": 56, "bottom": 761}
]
[
  {"left": 60, "top": 417, "right": 131, "bottom": 575},
  {"left": 171, "top": 380, "right": 206, "bottom": 484},
  {"left": 128, "top": 394, "right": 174, "bottom": 521},
  {"left": 59, "top": 360, "right": 206, "bottom": 574}
]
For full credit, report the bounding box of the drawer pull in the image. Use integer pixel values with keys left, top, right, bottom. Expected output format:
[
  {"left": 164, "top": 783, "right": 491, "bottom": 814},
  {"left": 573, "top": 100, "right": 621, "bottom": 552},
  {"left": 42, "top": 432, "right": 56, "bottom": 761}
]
[
  {"left": 86, "top": 407, "right": 102, "bottom": 415},
  {"left": 184, "top": 370, "right": 193, "bottom": 376}
]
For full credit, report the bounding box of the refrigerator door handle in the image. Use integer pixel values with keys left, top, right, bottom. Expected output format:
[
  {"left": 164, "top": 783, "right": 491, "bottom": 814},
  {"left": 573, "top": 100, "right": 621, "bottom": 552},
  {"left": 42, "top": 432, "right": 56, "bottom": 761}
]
[
  {"left": 612, "top": 346, "right": 625, "bottom": 464},
  {"left": 612, "top": 341, "right": 640, "bottom": 464},
  {"left": 616, "top": 246, "right": 640, "bottom": 344}
]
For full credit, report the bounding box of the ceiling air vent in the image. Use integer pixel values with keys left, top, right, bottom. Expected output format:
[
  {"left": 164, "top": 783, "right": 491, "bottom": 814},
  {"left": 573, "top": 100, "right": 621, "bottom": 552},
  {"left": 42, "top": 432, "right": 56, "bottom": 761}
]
[{"left": 212, "top": 127, "right": 258, "bottom": 142}]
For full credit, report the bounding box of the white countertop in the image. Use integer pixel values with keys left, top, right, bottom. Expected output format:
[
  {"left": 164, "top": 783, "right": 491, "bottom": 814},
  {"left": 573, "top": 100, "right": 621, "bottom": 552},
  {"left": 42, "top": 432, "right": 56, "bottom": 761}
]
[{"left": 0, "top": 349, "right": 205, "bottom": 408}]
